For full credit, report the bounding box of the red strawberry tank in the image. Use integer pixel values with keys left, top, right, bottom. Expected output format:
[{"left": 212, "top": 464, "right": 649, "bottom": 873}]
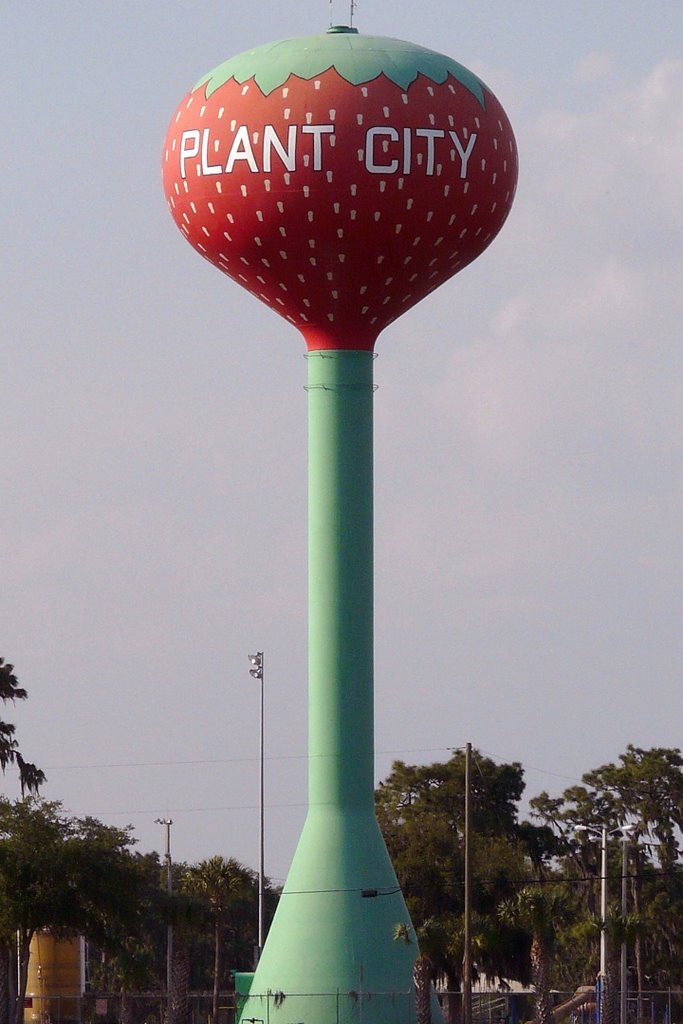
[{"left": 163, "top": 24, "right": 517, "bottom": 1024}]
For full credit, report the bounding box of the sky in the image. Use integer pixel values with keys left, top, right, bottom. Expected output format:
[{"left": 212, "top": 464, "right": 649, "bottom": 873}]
[{"left": 2, "top": 0, "right": 682, "bottom": 886}]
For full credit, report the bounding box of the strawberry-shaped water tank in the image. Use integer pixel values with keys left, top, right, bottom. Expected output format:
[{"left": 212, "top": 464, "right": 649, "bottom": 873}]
[{"left": 163, "top": 27, "right": 517, "bottom": 350}]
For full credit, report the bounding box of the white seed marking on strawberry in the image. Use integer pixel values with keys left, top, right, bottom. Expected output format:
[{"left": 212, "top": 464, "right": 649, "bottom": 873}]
[
  {"left": 326, "top": 272, "right": 334, "bottom": 281},
  {"left": 413, "top": 236, "right": 421, "bottom": 247},
  {"left": 303, "top": 185, "right": 310, "bottom": 198},
  {"left": 223, "top": 231, "right": 232, "bottom": 241},
  {"left": 231, "top": 120, "right": 236, "bottom": 131},
  {"left": 370, "top": 316, "right": 378, "bottom": 325},
  {"left": 262, "top": 258, "right": 271, "bottom": 267},
  {"left": 280, "top": 250, "right": 288, "bottom": 260},
  {"left": 380, "top": 181, "right": 387, "bottom": 193},
  {"left": 406, "top": 198, "right": 414, "bottom": 211},
  {"left": 448, "top": 115, "right": 455, "bottom": 127},
  {"left": 298, "top": 274, "right": 306, "bottom": 283},
  {"left": 327, "top": 313, "right": 335, "bottom": 322},
  {"left": 284, "top": 173, "right": 291, "bottom": 185},
  {"left": 362, "top": 305, "right": 369, "bottom": 314},
  {"left": 174, "top": 182, "right": 180, "bottom": 195},
  {"left": 303, "top": 155, "right": 310, "bottom": 168},
  {"left": 350, "top": 211, "right": 357, "bottom": 220},
  {"left": 256, "top": 211, "right": 264, "bottom": 222},
  {"left": 395, "top": 225, "right": 402, "bottom": 234},
  {"left": 337, "top": 228, "right": 344, "bottom": 238},
  {"left": 492, "top": 173, "right": 497, "bottom": 185},
  {"left": 306, "top": 113, "right": 313, "bottom": 124},
  {"left": 182, "top": 212, "right": 190, "bottom": 224},
  {"left": 327, "top": 171, "right": 334, "bottom": 183},
  {"left": 238, "top": 273, "right": 248, "bottom": 282},
  {"left": 279, "top": 226, "right": 287, "bottom": 237},
  {"left": 429, "top": 113, "right": 435, "bottom": 126},
  {"left": 470, "top": 204, "right": 478, "bottom": 215},
  {"left": 308, "top": 211, "right": 314, "bottom": 222},
  {"left": 385, "top": 277, "right": 393, "bottom": 285},
  {"left": 208, "top": 202, "right": 215, "bottom": 214},
  {"left": 377, "top": 255, "right": 385, "bottom": 264},
  {"left": 383, "top": 106, "right": 390, "bottom": 117},
  {"left": 175, "top": 111, "right": 181, "bottom": 123},
  {"left": 304, "top": 298, "right": 311, "bottom": 307},
  {"left": 360, "top": 286, "right": 368, "bottom": 294},
  {"left": 329, "top": 109, "right": 336, "bottom": 120},
  {"left": 169, "top": 196, "right": 175, "bottom": 208},
  {"left": 332, "top": 290, "right": 339, "bottom": 299},
  {"left": 330, "top": 136, "right": 336, "bottom": 148},
  {"left": 260, "top": 292, "right": 270, "bottom": 302},
  {"left": 435, "top": 236, "right": 443, "bottom": 246},
  {"left": 279, "top": 282, "right": 288, "bottom": 291},
  {"left": 361, "top": 87, "right": 368, "bottom": 97},
  {"left": 402, "top": 94, "right": 409, "bottom": 104},
  {"left": 463, "top": 181, "right": 469, "bottom": 194},
  {"left": 190, "top": 201, "right": 197, "bottom": 213},
  {"left": 314, "top": 80, "right": 321, "bottom": 90},
  {"left": 284, "top": 108, "right": 291, "bottom": 120},
  {"left": 309, "top": 240, "right": 316, "bottom": 249},
  {"left": 300, "top": 313, "right": 309, "bottom": 322},
  {"left": 493, "top": 137, "right": 498, "bottom": 150},
  {"left": 404, "top": 255, "right": 412, "bottom": 265},
  {"left": 429, "top": 258, "right": 438, "bottom": 267},
  {"left": 334, "top": 203, "right": 341, "bottom": 214},
  {"left": 227, "top": 213, "right": 234, "bottom": 223},
  {"left": 276, "top": 298, "right": 285, "bottom": 306},
  {"left": 197, "top": 243, "right": 207, "bottom": 252},
  {"left": 459, "top": 229, "right": 468, "bottom": 239},
  {"left": 429, "top": 270, "right": 439, "bottom": 280},
  {"left": 240, "top": 256, "right": 249, "bottom": 265},
  {"left": 338, "top": 254, "right": 346, "bottom": 263},
  {"left": 277, "top": 201, "right": 285, "bottom": 213},
  {"left": 491, "top": 202, "right": 497, "bottom": 213},
  {"left": 186, "top": 97, "right": 194, "bottom": 109},
  {"left": 241, "top": 85, "right": 249, "bottom": 96},
  {"left": 241, "top": 185, "right": 248, "bottom": 197},
  {"left": 200, "top": 105, "right": 206, "bottom": 117},
  {"left": 503, "top": 161, "right": 508, "bottom": 172},
  {"left": 255, "top": 237, "right": 262, "bottom": 246},
  {"left": 409, "top": 272, "right": 418, "bottom": 282},
  {"left": 264, "top": 180, "right": 271, "bottom": 192},
  {"left": 427, "top": 211, "right": 434, "bottom": 222},
  {"left": 357, "top": 149, "right": 364, "bottom": 161},
  {"left": 351, "top": 184, "right": 357, "bottom": 196},
  {"left": 357, "top": 114, "right": 364, "bottom": 126},
  {"left": 444, "top": 185, "right": 451, "bottom": 197},
  {"left": 475, "top": 227, "right": 483, "bottom": 236},
  {"left": 374, "top": 212, "right": 381, "bottom": 222},
  {"left": 286, "top": 315, "right": 297, "bottom": 324}
]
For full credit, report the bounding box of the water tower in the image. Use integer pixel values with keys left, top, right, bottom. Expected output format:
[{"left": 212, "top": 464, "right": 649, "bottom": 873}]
[{"left": 163, "top": 19, "right": 517, "bottom": 1024}]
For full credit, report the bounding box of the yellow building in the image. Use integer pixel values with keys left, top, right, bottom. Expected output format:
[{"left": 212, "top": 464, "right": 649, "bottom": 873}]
[{"left": 24, "top": 933, "right": 83, "bottom": 1024}]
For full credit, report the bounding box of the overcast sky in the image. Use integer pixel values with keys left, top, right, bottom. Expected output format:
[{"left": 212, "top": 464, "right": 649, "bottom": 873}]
[{"left": 2, "top": 1, "right": 682, "bottom": 885}]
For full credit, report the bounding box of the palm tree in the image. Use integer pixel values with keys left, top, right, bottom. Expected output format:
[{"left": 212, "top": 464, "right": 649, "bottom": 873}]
[
  {"left": 0, "top": 659, "right": 44, "bottom": 795},
  {"left": 393, "top": 918, "right": 448, "bottom": 1024},
  {"left": 185, "top": 856, "right": 253, "bottom": 1024},
  {"left": 499, "top": 887, "right": 567, "bottom": 1024}
]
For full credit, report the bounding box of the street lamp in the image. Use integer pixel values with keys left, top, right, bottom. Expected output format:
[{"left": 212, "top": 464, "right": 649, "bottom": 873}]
[
  {"left": 575, "top": 824, "right": 635, "bottom": 1024},
  {"left": 619, "top": 825, "right": 637, "bottom": 1024},
  {"left": 248, "top": 652, "right": 265, "bottom": 966},
  {"left": 155, "top": 817, "right": 173, "bottom": 1019}
]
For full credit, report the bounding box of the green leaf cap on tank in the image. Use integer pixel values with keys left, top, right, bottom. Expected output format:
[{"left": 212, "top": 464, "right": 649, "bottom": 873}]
[{"left": 193, "top": 26, "right": 487, "bottom": 107}]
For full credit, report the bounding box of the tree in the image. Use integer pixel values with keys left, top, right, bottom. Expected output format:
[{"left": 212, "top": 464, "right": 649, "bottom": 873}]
[
  {"left": 0, "top": 798, "right": 144, "bottom": 1024},
  {"left": 376, "top": 751, "right": 531, "bottom": 1011},
  {"left": 0, "top": 659, "right": 44, "bottom": 797},
  {"left": 499, "top": 887, "right": 567, "bottom": 1024},
  {"left": 185, "top": 856, "right": 255, "bottom": 1024}
]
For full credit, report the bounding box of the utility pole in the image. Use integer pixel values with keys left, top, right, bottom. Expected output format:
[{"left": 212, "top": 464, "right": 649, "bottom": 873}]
[
  {"left": 155, "top": 817, "right": 173, "bottom": 1022},
  {"left": 462, "top": 742, "right": 473, "bottom": 1024}
]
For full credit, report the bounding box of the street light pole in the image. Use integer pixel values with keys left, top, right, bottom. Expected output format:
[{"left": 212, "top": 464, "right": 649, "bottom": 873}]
[
  {"left": 620, "top": 833, "right": 629, "bottom": 1024},
  {"left": 600, "top": 825, "right": 608, "bottom": 988},
  {"left": 155, "top": 818, "right": 173, "bottom": 1022},
  {"left": 462, "top": 742, "right": 473, "bottom": 1024},
  {"left": 249, "top": 652, "right": 265, "bottom": 965}
]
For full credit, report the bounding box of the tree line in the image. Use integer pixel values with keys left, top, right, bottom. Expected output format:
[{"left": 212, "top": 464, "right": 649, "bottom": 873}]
[{"left": 2, "top": 658, "right": 683, "bottom": 1024}]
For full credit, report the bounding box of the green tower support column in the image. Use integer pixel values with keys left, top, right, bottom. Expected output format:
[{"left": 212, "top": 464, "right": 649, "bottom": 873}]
[
  {"left": 237, "top": 350, "right": 433, "bottom": 1024},
  {"left": 307, "top": 349, "right": 375, "bottom": 813}
]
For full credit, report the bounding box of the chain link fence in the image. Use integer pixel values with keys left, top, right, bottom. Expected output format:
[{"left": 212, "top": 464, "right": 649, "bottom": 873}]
[{"left": 22, "top": 989, "right": 683, "bottom": 1024}]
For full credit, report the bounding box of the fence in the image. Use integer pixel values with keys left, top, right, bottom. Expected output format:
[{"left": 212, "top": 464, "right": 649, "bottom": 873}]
[{"left": 21, "top": 989, "right": 683, "bottom": 1024}]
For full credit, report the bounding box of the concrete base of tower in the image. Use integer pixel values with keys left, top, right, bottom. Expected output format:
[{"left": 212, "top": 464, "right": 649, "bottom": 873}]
[{"left": 237, "top": 807, "right": 445, "bottom": 1024}]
